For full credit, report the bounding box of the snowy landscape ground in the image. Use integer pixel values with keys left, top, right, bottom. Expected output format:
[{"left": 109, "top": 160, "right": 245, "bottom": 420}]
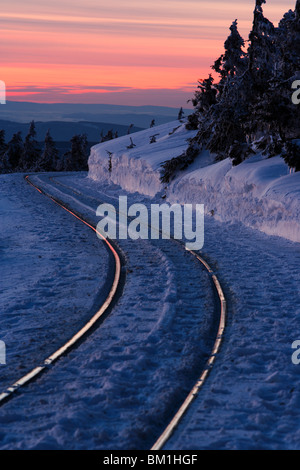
[{"left": 0, "top": 119, "right": 299, "bottom": 449}]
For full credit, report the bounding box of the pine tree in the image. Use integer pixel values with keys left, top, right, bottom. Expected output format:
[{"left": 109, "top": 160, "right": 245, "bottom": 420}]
[
  {"left": 186, "top": 75, "right": 217, "bottom": 130},
  {"left": 162, "top": 0, "right": 300, "bottom": 183},
  {"left": 3, "top": 132, "right": 23, "bottom": 171},
  {"left": 38, "top": 130, "right": 59, "bottom": 171},
  {"left": 80, "top": 133, "right": 89, "bottom": 167},
  {"left": 0, "top": 130, "right": 6, "bottom": 155},
  {"left": 101, "top": 129, "right": 116, "bottom": 142},
  {"left": 65, "top": 134, "right": 89, "bottom": 171},
  {"left": 0, "top": 130, "right": 7, "bottom": 167},
  {"left": 248, "top": 0, "right": 275, "bottom": 86},
  {"left": 283, "top": 141, "right": 300, "bottom": 172},
  {"left": 21, "top": 121, "right": 41, "bottom": 170},
  {"left": 213, "top": 20, "right": 247, "bottom": 86},
  {"left": 0, "top": 130, "right": 7, "bottom": 173},
  {"left": 106, "top": 129, "right": 114, "bottom": 141},
  {"left": 178, "top": 107, "right": 184, "bottom": 121}
]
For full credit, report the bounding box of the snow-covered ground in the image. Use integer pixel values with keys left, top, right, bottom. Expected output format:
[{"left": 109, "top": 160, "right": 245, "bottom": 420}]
[
  {"left": 89, "top": 120, "right": 300, "bottom": 243},
  {"left": 0, "top": 174, "right": 110, "bottom": 391},
  {"left": 0, "top": 173, "right": 215, "bottom": 450},
  {"left": 0, "top": 118, "right": 299, "bottom": 450},
  {"left": 54, "top": 173, "right": 300, "bottom": 450}
]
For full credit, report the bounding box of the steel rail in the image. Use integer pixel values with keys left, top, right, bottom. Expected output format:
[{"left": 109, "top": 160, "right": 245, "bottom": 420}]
[
  {"left": 151, "top": 250, "right": 226, "bottom": 450},
  {"left": 41, "top": 174, "right": 227, "bottom": 450},
  {"left": 0, "top": 175, "right": 122, "bottom": 405},
  {"left": 7, "top": 174, "right": 227, "bottom": 451},
  {"left": 48, "top": 176, "right": 227, "bottom": 450}
]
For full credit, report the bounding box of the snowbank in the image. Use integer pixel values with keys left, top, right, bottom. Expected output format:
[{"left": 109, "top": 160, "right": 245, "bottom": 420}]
[
  {"left": 88, "top": 121, "right": 300, "bottom": 243},
  {"left": 168, "top": 154, "right": 300, "bottom": 243},
  {"left": 88, "top": 121, "right": 196, "bottom": 197}
]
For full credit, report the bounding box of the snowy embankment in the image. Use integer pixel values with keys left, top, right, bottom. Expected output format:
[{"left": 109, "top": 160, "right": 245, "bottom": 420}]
[{"left": 88, "top": 120, "right": 300, "bottom": 243}]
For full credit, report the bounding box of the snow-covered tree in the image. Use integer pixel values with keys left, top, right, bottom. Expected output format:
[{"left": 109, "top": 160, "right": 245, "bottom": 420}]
[
  {"left": 186, "top": 75, "right": 217, "bottom": 130},
  {"left": 213, "top": 19, "right": 247, "bottom": 85},
  {"left": 248, "top": 0, "right": 275, "bottom": 85},
  {"left": 161, "top": 0, "right": 300, "bottom": 183},
  {"left": 283, "top": 141, "right": 300, "bottom": 172}
]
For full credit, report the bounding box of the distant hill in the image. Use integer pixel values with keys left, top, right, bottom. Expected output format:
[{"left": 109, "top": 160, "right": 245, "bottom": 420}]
[
  {"left": 0, "top": 101, "right": 192, "bottom": 128},
  {"left": 0, "top": 120, "right": 144, "bottom": 142}
]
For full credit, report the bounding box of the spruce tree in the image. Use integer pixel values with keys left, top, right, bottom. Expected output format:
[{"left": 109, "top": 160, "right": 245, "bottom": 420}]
[
  {"left": 0, "top": 130, "right": 7, "bottom": 172},
  {"left": 213, "top": 20, "right": 247, "bottom": 86},
  {"left": 248, "top": 0, "right": 275, "bottom": 86},
  {"left": 283, "top": 141, "right": 300, "bottom": 172},
  {"left": 38, "top": 129, "right": 59, "bottom": 171},
  {"left": 0, "top": 130, "right": 6, "bottom": 155},
  {"left": 161, "top": 0, "right": 300, "bottom": 183},
  {"left": 178, "top": 107, "right": 184, "bottom": 121},
  {"left": 3, "top": 132, "right": 23, "bottom": 171},
  {"left": 186, "top": 75, "right": 217, "bottom": 130},
  {"left": 65, "top": 134, "right": 89, "bottom": 171},
  {"left": 106, "top": 129, "right": 114, "bottom": 141},
  {"left": 22, "top": 121, "right": 41, "bottom": 170}
]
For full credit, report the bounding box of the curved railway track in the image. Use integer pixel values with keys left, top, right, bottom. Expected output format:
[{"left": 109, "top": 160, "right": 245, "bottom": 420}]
[
  {"left": 0, "top": 175, "right": 122, "bottom": 405},
  {"left": 34, "top": 173, "right": 227, "bottom": 449},
  {"left": 151, "top": 250, "right": 226, "bottom": 449},
  {"left": 0, "top": 173, "right": 226, "bottom": 451}
]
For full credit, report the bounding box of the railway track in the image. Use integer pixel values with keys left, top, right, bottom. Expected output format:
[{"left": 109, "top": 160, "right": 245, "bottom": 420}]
[
  {"left": 0, "top": 173, "right": 226, "bottom": 451},
  {"left": 0, "top": 175, "right": 122, "bottom": 405},
  {"left": 151, "top": 250, "right": 226, "bottom": 449},
  {"left": 34, "top": 173, "right": 227, "bottom": 450}
]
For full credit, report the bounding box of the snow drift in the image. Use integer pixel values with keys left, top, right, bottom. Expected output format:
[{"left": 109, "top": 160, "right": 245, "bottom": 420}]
[{"left": 88, "top": 120, "right": 300, "bottom": 243}]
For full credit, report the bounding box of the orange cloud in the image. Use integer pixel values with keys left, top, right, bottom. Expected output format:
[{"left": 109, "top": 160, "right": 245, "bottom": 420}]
[{"left": 0, "top": 0, "right": 293, "bottom": 105}]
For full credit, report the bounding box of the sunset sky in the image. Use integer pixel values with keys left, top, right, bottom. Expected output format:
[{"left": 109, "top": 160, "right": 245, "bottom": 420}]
[{"left": 1, "top": 0, "right": 294, "bottom": 107}]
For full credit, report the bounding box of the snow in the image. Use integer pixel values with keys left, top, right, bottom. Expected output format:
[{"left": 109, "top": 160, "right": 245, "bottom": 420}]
[
  {"left": 88, "top": 121, "right": 197, "bottom": 197},
  {"left": 0, "top": 118, "right": 299, "bottom": 450},
  {"left": 88, "top": 120, "right": 300, "bottom": 243},
  {"left": 0, "top": 173, "right": 215, "bottom": 450},
  {"left": 0, "top": 174, "right": 110, "bottom": 392}
]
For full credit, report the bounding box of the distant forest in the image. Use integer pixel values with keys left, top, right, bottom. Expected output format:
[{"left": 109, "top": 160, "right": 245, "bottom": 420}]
[{"left": 0, "top": 121, "right": 136, "bottom": 173}]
